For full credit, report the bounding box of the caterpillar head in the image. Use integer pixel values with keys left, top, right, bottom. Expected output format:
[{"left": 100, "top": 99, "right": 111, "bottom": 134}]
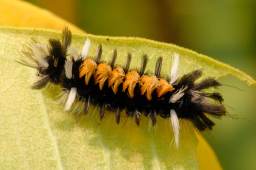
[{"left": 19, "top": 28, "right": 72, "bottom": 89}]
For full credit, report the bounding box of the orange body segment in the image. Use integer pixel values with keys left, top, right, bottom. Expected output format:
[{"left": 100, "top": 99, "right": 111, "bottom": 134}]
[
  {"left": 94, "top": 63, "right": 112, "bottom": 90},
  {"left": 140, "top": 75, "right": 159, "bottom": 100},
  {"left": 122, "top": 70, "right": 140, "bottom": 98},
  {"left": 79, "top": 59, "right": 175, "bottom": 100},
  {"left": 79, "top": 58, "right": 97, "bottom": 85},
  {"left": 156, "top": 79, "right": 175, "bottom": 97},
  {"left": 108, "top": 66, "right": 125, "bottom": 94}
]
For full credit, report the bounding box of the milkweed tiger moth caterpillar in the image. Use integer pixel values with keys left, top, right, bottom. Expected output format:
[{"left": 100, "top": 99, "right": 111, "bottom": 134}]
[{"left": 19, "top": 28, "right": 226, "bottom": 147}]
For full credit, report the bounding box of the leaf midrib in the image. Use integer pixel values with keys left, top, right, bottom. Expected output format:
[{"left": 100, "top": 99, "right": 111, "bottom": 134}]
[{"left": 38, "top": 92, "right": 64, "bottom": 170}]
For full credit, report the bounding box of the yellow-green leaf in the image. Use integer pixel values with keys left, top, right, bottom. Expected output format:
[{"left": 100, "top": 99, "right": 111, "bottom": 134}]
[{"left": 1, "top": 27, "right": 254, "bottom": 169}]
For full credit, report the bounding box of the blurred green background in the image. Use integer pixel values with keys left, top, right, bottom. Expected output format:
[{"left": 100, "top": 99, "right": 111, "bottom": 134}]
[{"left": 27, "top": 0, "right": 256, "bottom": 169}]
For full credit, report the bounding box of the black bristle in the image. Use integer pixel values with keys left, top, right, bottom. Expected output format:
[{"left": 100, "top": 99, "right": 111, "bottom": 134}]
[
  {"left": 62, "top": 27, "right": 72, "bottom": 52},
  {"left": 84, "top": 97, "right": 90, "bottom": 114},
  {"left": 124, "top": 53, "right": 132, "bottom": 73},
  {"left": 46, "top": 39, "right": 66, "bottom": 83},
  {"left": 110, "top": 49, "right": 117, "bottom": 67},
  {"left": 200, "top": 104, "right": 226, "bottom": 116},
  {"left": 99, "top": 105, "right": 105, "bottom": 120},
  {"left": 31, "top": 76, "right": 49, "bottom": 89},
  {"left": 95, "top": 44, "right": 102, "bottom": 63},
  {"left": 178, "top": 70, "right": 202, "bottom": 87},
  {"left": 139, "top": 54, "right": 148, "bottom": 75},
  {"left": 155, "top": 57, "right": 163, "bottom": 77},
  {"left": 135, "top": 111, "right": 140, "bottom": 126},
  {"left": 193, "top": 78, "right": 221, "bottom": 90},
  {"left": 198, "top": 113, "right": 215, "bottom": 129},
  {"left": 200, "top": 92, "right": 224, "bottom": 103},
  {"left": 191, "top": 114, "right": 208, "bottom": 131},
  {"left": 49, "top": 39, "right": 63, "bottom": 58},
  {"left": 150, "top": 111, "right": 157, "bottom": 126},
  {"left": 191, "top": 92, "right": 226, "bottom": 116},
  {"left": 115, "top": 108, "right": 121, "bottom": 124}
]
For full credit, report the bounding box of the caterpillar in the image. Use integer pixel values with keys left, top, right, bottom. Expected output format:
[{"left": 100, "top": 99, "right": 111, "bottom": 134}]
[{"left": 19, "top": 28, "right": 226, "bottom": 147}]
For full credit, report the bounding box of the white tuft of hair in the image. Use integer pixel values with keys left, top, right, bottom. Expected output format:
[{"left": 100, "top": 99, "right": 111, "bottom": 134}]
[
  {"left": 64, "top": 87, "right": 77, "bottom": 111},
  {"left": 64, "top": 59, "right": 73, "bottom": 79},
  {"left": 169, "top": 86, "right": 187, "bottom": 103},
  {"left": 81, "top": 38, "right": 91, "bottom": 59},
  {"left": 68, "top": 47, "right": 80, "bottom": 61},
  {"left": 170, "top": 109, "right": 180, "bottom": 148},
  {"left": 31, "top": 43, "right": 49, "bottom": 68},
  {"left": 170, "top": 53, "right": 180, "bottom": 84}
]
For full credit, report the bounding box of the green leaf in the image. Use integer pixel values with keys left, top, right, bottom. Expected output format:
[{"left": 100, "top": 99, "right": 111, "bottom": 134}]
[{"left": 0, "top": 27, "right": 254, "bottom": 169}]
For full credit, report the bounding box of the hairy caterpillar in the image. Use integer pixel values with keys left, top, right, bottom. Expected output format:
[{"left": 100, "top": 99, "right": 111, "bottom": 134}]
[{"left": 19, "top": 28, "right": 226, "bottom": 147}]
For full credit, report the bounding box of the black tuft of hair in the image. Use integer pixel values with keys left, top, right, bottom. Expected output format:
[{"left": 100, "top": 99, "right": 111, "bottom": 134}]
[
  {"left": 193, "top": 78, "right": 221, "bottom": 90},
  {"left": 200, "top": 92, "right": 224, "bottom": 103},
  {"left": 62, "top": 27, "right": 72, "bottom": 53},
  {"left": 177, "top": 70, "right": 202, "bottom": 87},
  {"left": 42, "top": 28, "right": 72, "bottom": 84}
]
